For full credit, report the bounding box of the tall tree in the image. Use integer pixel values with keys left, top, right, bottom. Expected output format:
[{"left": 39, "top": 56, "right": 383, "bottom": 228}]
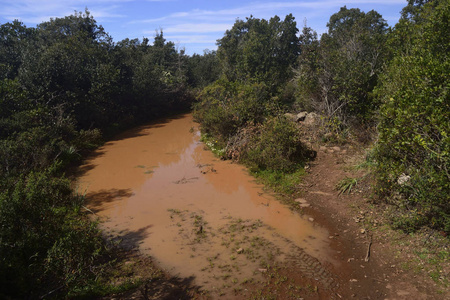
[
  {"left": 296, "top": 7, "right": 388, "bottom": 121},
  {"left": 0, "top": 21, "right": 35, "bottom": 79},
  {"left": 217, "top": 14, "right": 300, "bottom": 91}
]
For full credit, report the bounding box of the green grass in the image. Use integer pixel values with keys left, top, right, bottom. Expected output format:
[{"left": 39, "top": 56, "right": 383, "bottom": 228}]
[
  {"left": 336, "top": 177, "right": 358, "bottom": 194},
  {"left": 251, "top": 168, "right": 306, "bottom": 195}
]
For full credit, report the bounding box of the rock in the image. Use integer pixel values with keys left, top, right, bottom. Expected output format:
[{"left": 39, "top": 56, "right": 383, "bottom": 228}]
[
  {"left": 258, "top": 268, "right": 267, "bottom": 273},
  {"left": 296, "top": 111, "right": 308, "bottom": 122},
  {"left": 304, "top": 112, "right": 319, "bottom": 126},
  {"left": 332, "top": 146, "right": 341, "bottom": 152},
  {"left": 284, "top": 113, "right": 297, "bottom": 122},
  {"left": 236, "top": 248, "right": 244, "bottom": 254},
  {"left": 295, "top": 198, "right": 308, "bottom": 204},
  {"left": 397, "top": 173, "right": 410, "bottom": 185},
  {"left": 308, "top": 217, "right": 314, "bottom": 222},
  {"left": 300, "top": 203, "right": 311, "bottom": 208}
]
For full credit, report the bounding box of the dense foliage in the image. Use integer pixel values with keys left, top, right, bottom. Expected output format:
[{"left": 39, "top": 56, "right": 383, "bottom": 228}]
[
  {"left": 217, "top": 15, "right": 300, "bottom": 92},
  {"left": 295, "top": 6, "right": 388, "bottom": 123},
  {"left": 0, "top": 9, "right": 201, "bottom": 298},
  {"left": 374, "top": 0, "right": 449, "bottom": 232}
]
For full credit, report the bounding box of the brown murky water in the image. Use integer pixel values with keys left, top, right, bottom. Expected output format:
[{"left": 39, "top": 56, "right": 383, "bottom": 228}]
[{"left": 77, "top": 114, "right": 336, "bottom": 296}]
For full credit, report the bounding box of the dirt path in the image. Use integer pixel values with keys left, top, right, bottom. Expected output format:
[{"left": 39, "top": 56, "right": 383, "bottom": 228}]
[{"left": 297, "top": 145, "right": 449, "bottom": 299}]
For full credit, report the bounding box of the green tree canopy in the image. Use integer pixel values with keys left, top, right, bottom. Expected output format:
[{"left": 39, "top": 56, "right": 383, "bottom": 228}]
[
  {"left": 295, "top": 7, "right": 388, "bottom": 122},
  {"left": 217, "top": 14, "right": 300, "bottom": 91}
]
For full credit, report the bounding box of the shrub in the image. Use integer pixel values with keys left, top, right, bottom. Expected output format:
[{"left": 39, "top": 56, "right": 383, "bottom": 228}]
[
  {"left": 374, "top": 0, "right": 450, "bottom": 233},
  {"left": 0, "top": 170, "right": 105, "bottom": 298},
  {"left": 239, "top": 116, "right": 310, "bottom": 172},
  {"left": 193, "top": 79, "right": 273, "bottom": 142}
]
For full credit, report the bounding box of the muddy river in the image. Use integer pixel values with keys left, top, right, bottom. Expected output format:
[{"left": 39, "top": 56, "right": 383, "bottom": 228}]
[{"left": 77, "top": 114, "right": 337, "bottom": 297}]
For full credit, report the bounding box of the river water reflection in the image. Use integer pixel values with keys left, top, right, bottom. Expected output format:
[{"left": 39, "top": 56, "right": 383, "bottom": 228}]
[{"left": 77, "top": 114, "right": 334, "bottom": 293}]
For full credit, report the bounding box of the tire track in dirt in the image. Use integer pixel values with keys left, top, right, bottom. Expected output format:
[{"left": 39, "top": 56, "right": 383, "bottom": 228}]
[{"left": 165, "top": 209, "right": 340, "bottom": 298}]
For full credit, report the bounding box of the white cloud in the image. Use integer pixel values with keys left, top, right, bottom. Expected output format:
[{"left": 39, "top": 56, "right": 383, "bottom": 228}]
[
  {"left": 163, "top": 23, "right": 232, "bottom": 34},
  {"left": 164, "top": 34, "right": 218, "bottom": 44},
  {"left": 0, "top": 0, "right": 129, "bottom": 24}
]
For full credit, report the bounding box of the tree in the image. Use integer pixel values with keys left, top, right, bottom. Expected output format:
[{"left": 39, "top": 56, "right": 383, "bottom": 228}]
[
  {"left": 294, "top": 25, "right": 320, "bottom": 111},
  {"left": 187, "top": 50, "right": 220, "bottom": 88},
  {"left": 217, "top": 15, "right": 300, "bottom": 91},
  {"left": 0, "top": 21, "right": 35, "bottom": 79},
  {"left": 37, "top": 9, "right": 111, "bottom": 46},
  {"left": 295, "top": 7, "right": 388, "bottom": 122},
  {"left": 401, "top": 0, "right": 434, "bottom": 20}
]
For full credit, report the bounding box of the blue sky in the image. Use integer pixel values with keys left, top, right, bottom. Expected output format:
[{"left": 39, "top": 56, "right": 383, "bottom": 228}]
[{"left": 0, "top": 0, "right": 407, "bottom": 55}]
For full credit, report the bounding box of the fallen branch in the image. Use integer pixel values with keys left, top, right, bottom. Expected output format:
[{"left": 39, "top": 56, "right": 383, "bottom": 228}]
[
  {"left": 365, "top": 234, "right": 373, "bottom": 262},
  {"left": 40, "top": 285, "right": 64, "bottom": 299},
  {"left": 82, "top": 205, "right": 97, "bottom": 216}
]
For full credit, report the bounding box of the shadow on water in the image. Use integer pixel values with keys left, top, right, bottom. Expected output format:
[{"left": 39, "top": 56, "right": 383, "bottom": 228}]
[
  {"left": 113, "top": 225, "right": 153, "bottom": 251},
  {"left": 70, "top": 162, "right": 98, "bottom": 179},
  {"left": 86, "top": 188, "right": 134, "bottom": 212},
  {"left": 69, "top": 114, "right": 191, "bottom": 179},
  {"left": 107, "top": 113, "right": 192, "bottom": 143},
  {"left": 66, "top": 149, "right": 107, "bottom": 179}
]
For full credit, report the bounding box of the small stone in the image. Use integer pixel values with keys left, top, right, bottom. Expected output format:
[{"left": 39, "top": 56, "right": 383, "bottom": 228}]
[
  {"left": 332, "top": 146, "right": 341, "bottom": 152},
  {"left": 236, "top": 248, "right": 244, "bottom": 254},
  {"left": 295, "top": 198, "right": 308, "bottom": 204},
  {"left": 300, "top": 203, "right": 311, "bottom": 208},
  {"left": 350, "top": 279, "right": 358, "bottom": 282},
  {"left": 360, "top": 229, "right": 366, "bottom": 234},
  {"left": 258, "top": 268, "right": 267, "bottom": 273},
  {"left": 397, "top": 173, "right": 411, "bottom": 186},
  {"left": 308, "top": 217, "right": 314, "bottom": 222}
]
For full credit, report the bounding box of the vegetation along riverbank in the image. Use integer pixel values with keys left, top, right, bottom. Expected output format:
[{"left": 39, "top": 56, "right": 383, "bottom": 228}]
[{"left": 0, "top": 0, "right": 448, "bottom": 298}]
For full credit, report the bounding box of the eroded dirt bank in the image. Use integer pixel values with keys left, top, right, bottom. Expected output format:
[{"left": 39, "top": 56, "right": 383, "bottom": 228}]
[{"left": 77, "top": 114, "right": 448, "bottom": 299}]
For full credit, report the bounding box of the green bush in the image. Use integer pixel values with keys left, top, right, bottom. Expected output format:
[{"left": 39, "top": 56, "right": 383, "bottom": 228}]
[
  {"left": 240, "top": 116, "right": 310, "bottom": 172},
  {"left": 193, "top": 79, "right": 273, "bottom": 142},
  {"left": 374, "top": 0, "right": 450, "bottom": 233},
  {"left": 0, "top": 170, "right": 105, "bottom": 298},
  {"left": 251, "top": 168, "right": 306, "bottom": 195}
]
